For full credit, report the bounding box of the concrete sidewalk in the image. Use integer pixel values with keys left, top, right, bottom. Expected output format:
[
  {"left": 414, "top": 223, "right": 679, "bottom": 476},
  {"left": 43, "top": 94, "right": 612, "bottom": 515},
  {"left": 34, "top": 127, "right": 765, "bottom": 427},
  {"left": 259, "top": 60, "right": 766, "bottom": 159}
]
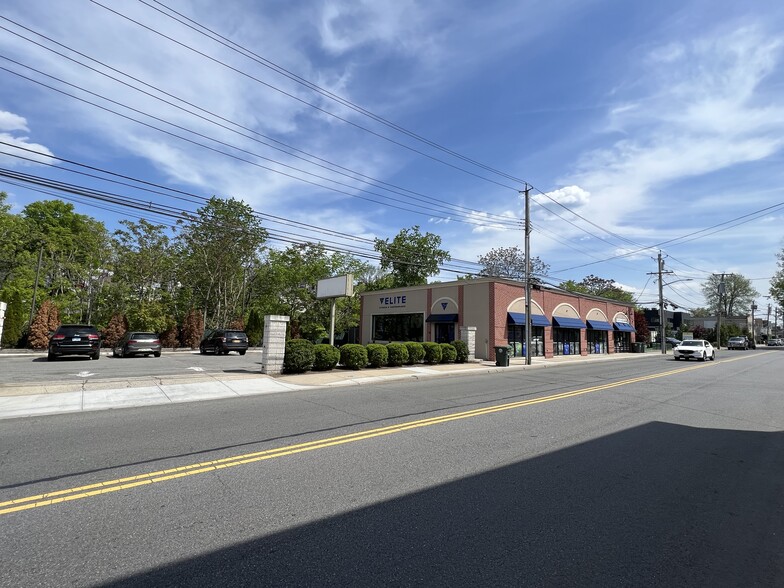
[{"left": 0, "top": 351, "right": 663, "bottom": 420}]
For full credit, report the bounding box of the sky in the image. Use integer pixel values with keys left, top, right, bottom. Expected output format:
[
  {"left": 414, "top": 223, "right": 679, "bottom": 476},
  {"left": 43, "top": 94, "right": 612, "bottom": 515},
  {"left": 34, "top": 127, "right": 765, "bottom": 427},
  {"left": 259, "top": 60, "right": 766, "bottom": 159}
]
[{"left": 1, "top": 0, "right": 784, "bottom": 314}]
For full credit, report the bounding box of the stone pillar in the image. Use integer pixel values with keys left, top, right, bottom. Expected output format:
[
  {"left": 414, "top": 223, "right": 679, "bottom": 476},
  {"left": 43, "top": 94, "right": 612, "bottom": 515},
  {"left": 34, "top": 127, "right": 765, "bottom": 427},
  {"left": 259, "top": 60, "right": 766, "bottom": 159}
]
[
  {"left": 460, "top": 326, "right": 477, "bottom": 361},
  {"left": 261, "top": 315, "right": 289, "bottom": 375}
]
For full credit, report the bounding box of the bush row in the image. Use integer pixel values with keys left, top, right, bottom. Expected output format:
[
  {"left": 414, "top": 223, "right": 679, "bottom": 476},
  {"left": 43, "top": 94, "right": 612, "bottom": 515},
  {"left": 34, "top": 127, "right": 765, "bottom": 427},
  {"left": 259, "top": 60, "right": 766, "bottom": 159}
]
[{"left": 283, "top": 340, "right": 469, "bottom": 374}]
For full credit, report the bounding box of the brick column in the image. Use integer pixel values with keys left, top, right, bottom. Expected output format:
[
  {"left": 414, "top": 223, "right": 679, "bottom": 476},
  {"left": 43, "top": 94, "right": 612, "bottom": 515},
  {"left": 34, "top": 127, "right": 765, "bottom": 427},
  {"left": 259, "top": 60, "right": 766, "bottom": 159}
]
[{"left": 261, "top": 315, "right": 289, "bottom": 375}]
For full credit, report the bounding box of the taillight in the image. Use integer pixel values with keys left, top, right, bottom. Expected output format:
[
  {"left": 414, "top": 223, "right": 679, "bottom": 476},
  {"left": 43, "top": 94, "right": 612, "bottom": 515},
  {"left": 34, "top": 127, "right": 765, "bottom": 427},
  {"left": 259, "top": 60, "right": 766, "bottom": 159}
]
[
  {"left": 128, "top": 340, "right": 138, "bottom": 344},
  {"left": 152, "top": 339, "right": 160, "bottom": 344},
  {"left": 88, "top": 334, "right": 99, "bottom": 340},
  {"left": 218, "top": 337, "right": 226, "bottom": 342},
  {"left": 52, "top": 334, "right": 65, "bottom": 340}
]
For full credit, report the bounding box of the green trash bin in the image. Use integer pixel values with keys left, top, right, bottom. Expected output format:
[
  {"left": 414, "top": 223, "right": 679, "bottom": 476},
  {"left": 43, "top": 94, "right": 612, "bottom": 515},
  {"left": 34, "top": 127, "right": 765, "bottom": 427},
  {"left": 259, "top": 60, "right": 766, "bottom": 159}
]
[
  {"left": 634, "top": 342, "right": 646, "bottom": 353},
  {"left": 495, "top": 346, "right": 510, "bottom": 367}
]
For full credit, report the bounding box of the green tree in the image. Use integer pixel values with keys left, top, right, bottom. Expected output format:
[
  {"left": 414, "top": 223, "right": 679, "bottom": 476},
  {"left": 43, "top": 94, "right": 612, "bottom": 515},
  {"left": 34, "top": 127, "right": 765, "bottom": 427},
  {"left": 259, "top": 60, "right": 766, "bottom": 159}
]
[
  {"left": 559, "top": 274, "right": 634, "bottom": 303},
  {"left": 245, "top": 308, "right": 264, "bottom": 347},
  {"left": 701, "top": 274, "right": 758, "bottom": 316},
  {"left": 374, "top": 225, "right": 450, "bottom": 287},
  {"left": 176, "top": 197, "right": 267, "bottom": 328},
  {"left": 1, "top": 290, "right": 25, "bottom": 348},
  {"left": 0, "top": 192, "right": 28, "bottom": 292},
  {"left": 477, "top": 246, "right": 549, "bottom": 282},
  {"left": 770, "top": 249, "right": 784, "bottom": 309}
]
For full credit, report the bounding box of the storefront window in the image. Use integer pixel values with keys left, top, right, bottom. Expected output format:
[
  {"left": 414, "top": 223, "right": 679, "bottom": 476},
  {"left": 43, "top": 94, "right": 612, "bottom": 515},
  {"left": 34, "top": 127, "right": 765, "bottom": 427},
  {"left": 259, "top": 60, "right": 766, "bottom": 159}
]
[
  {"left": 507, "top": 325, "right": 545, "bottom": 357},
  {"left": 587, "top": 329, "right": 609, "bottom": 354},
  {"left": 553, "top": 328, "right": 581, "bottom": 356},
  {"left": 613, "top": 331, "right": 631, "bottom": 352},
  {"left": 372, "top": 314, "right": 424, "bottom": 342}
]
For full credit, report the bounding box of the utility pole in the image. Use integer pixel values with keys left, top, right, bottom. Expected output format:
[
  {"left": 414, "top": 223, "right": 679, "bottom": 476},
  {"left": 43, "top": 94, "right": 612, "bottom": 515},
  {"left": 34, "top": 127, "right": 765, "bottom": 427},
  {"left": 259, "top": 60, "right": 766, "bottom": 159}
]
[
  {"left": 751, "top": 304, "right": 757, "bottom": 343},
  {"left": 28, "top": 245, "right": 44, "bottom": 327},
  {"left": 767, "top": 303, "right": 772, "bottom": 341},
  {"left": 523, "top": 184, "right": 532, "bottom": 366},
  {"left": 648, "top": 252, "right": 673, "bottom": 354},
  {"left": 716, "top": 274, "right": 726, "bottom": 350}
]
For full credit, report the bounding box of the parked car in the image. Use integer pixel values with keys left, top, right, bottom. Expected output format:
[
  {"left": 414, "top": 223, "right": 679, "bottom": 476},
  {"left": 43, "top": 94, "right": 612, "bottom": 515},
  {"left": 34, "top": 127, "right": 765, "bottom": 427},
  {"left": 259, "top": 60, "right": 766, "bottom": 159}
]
[
  {"left": 665, "top": 337, "right": 681, "bottom": 348},
  {"left": 112, "top": 331, "right": 162, "bottom": 358},
  {"left": 47, "top": 324, "right": 101, "bottom": 361},
  {"left": 673, "top": 339, "right": 715, "bottom": 361},
  {"left": 768, "top": 338, "right": 783, "bottom": 346},
  {"left": 727, "top": 336, "right": 748, "bottom": 350},
  {"left": 199, "top": 329, "right": 248, "bottom": 355}
]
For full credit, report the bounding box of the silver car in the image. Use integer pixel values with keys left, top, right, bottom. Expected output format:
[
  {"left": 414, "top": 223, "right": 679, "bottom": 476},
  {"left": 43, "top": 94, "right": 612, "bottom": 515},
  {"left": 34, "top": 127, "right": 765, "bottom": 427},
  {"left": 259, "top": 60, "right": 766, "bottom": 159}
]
[{"left": 674, "top": 339, "right": 716, "bottom": 361}]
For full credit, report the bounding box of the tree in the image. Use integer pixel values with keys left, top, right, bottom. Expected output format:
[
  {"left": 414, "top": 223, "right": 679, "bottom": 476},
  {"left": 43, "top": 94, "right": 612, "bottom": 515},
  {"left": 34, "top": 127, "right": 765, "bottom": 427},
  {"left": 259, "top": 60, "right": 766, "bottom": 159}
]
[
  {"left": 634, "top": 310, "right": 649, "bottom": 344},
  {"left": 103, "top": 313, "right": 128, "bottom": 348},
  {"left": 180, "top": 309, "right": 204, "bottom": 349},
  {"left": 701, "top": 274, "right": 758, "bottom": 316},
  {"left": 28, "top": 299, "right": 60, "bottom": 349},
  {"left": 176, "top": 197, "right": 267, "bottom": 328},
  {"left": 1, "top": 290, "right": 25, "bottom": 348},
  {"left": 0, "top": 192, "right": 27, "bottom": 292},
  {"left": 560, "top": 274, "right": 635, "bottom": 303},
  {"left": 374, "top": 226, "right": 450, "bottom": 288},
  {"left": 770, "top": 249, "right": 784, "bottom": 309},
  {"left": 245, "top": 308, "right": 264, "bottom": 347},
  {"left": 477, "top": 246, "right": 549, "bottom": 281}
]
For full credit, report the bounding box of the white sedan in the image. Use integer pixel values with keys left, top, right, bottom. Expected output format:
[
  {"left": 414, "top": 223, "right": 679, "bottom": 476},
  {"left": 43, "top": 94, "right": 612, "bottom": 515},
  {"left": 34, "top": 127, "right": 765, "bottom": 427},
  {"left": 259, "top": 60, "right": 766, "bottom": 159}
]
[{"left": 674, "top": 339, "right": 716, "bottom": 361}]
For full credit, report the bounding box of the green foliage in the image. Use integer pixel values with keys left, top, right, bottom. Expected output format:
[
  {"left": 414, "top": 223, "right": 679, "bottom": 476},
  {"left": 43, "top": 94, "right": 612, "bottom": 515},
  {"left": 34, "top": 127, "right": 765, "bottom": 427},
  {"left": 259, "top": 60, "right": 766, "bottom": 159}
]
[
  {"left": 125, "top": 301, "right": 171, "bottom": 334},
  {"left": 28, "top": 299, "right": 60, "bottom": 349},
  {"left": 366, "top": 343, "right": 388, "bottom": 368},
  {"left": 385, "top": 342, "right": 409, "bottom": 366},
  {"left": 245, "top": 309, "right": 264, "bottom": 347},
  {"left": 340, "top": 344, "right": 368, "bottom": 370},
  {"left": 451, "top": 339, "right": 469, "bottom": 363},
  {"left": 283, "top": 339, "right": 315, "bottom": 373},
  {"left": 0, "top": 290, "right": 25, "bottom": 348},
  {"left": 313, "top": 344, "right": 340, "bottom": 371},
  {"left": 439, "top": 342, "right": 457, "bottom": 363},
  {"left": 404, "top": 341, "right": 425, "bottom": 364},
  {"left": 478, "top": 246, "right": 549, "bottom": 282},
  {"left": 701, "top": 273, "right": 759, "bottom": 316},
  {"left": 422, "top": 342, "right": 442, "bottom": 364},
  {"left": 374, "top": 226, "right": 451, "bottom": 287},
  {"left": 559, "top": 274, "right": 634, "bottom": 303}
]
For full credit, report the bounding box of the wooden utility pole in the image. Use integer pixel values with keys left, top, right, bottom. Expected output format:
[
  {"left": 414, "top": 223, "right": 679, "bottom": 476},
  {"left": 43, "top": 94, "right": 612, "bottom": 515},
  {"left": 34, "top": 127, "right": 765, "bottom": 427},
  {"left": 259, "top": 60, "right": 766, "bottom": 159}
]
[{"left": 523, "top": 184, "right": 532, "bottom": 365}]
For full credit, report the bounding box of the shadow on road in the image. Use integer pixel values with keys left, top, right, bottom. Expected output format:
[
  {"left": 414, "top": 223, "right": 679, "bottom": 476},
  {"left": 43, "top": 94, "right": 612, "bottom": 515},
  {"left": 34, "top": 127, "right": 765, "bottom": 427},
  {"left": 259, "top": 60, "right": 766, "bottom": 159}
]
[{"left": 104, "top": 422, "right": 784, "bottom": 586}]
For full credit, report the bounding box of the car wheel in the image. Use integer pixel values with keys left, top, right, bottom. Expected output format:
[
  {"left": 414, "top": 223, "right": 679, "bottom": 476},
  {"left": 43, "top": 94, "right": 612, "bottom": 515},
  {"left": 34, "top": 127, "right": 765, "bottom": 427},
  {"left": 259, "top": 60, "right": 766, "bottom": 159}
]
[
  {"left": 239, "top": 350, "right": 246, "bottom": 356},
  {"left": 711, "top": 352, "right": 716, "bottom": 361},
  {"left": 154, "top": 352, "right": 161, "bottom": 358},
  {"left": 47, "top": 352, "right": 55, "bottom": 361},
  {"left": 92, "top": 352, "right": 100, "bottom": 360},
  {"left": 700, "top": 352, "right": 706, "bottom": 362},
  {"left": 199, "top": 346, "right": 206, "bottom": 355}
]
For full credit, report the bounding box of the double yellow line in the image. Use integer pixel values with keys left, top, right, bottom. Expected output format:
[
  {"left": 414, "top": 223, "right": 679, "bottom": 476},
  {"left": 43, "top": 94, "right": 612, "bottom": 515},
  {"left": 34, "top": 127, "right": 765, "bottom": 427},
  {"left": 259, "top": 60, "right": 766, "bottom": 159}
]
[{"left": 0, "top": 356, "right": 754, "bottom": 516}]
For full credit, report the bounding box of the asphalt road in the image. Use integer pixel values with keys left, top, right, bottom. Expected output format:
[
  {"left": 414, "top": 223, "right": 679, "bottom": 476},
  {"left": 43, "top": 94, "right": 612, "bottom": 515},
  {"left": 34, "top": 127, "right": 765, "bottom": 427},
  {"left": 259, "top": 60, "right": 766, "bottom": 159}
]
[
  {"left": 0, "top": 348, "right": 261, "bottom": 384},
  {"left": 1, "top": 350, "right": 782, "bottom": 586}
]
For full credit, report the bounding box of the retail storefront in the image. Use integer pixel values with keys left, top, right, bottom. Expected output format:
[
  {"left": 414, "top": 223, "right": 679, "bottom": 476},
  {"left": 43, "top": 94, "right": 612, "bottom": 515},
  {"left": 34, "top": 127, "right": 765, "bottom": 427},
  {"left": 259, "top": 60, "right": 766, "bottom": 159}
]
[{"left": 360, "top": 278, "right": 637, "bottom": 361}]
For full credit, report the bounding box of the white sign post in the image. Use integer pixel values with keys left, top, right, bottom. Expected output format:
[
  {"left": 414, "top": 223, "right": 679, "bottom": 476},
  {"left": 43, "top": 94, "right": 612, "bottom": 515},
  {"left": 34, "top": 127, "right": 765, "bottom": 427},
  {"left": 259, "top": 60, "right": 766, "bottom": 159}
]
[
  {"left": 316, "top": 275, "right": 353, "bottom": 346},
  {"left": 0, "top": 301, "right": 6, "bottom": 349}
]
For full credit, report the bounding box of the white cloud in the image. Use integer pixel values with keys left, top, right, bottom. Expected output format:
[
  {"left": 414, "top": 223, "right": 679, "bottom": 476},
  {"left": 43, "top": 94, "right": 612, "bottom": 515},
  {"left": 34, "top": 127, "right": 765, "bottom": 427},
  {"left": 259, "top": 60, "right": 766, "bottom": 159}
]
[
  {"left": 0, "top": 132, "right": 55, "bottom": 166},
  {"left": 0, "top": 110, "right": 29, "bottom": 132}
]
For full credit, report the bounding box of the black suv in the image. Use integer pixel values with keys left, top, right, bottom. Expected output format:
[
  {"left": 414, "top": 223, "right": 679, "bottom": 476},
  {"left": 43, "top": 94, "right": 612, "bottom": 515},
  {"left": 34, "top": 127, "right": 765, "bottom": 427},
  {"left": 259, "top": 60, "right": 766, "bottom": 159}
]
[
  {"left": 48, "top": 324, "right": 101, "bottom": 361},
  {"left": 199, "top": 330, "right": 248, "bottom": 355}
]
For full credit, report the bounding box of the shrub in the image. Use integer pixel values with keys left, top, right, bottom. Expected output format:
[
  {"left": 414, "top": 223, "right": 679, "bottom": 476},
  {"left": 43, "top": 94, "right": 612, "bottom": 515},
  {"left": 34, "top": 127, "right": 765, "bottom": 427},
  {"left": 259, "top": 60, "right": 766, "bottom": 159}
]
[
  {"left": 439, "top": 343, "right": 457, "bottom": 363},
  {"left": 451, "top": 339, "right": 469, "bottom": 363},
  {"left": 181, "top": 309, "right": 204, "bottom": 349},
  {"left": 340, "top": 344, "right": 368, "bottom": 370},
  {"left": 313, "top": 344, "right": 340, "bottom": 371},
  {"left": 386, "top": 342, "right": 409, "bottom": 367},
  {"left": 103, "top": 313, "right": 129, "bottom": 348},
  {"left": 422, "top": 342, "right": 442, "bottom": 364},
  {"left": 283, "top": 339, "right": 315, "bottom": 373},
  {"left": 245, "top": 309, "right": 263, "bottom": 347},
  {"left": 366, "top": 343, "right": 388, "bottom": 368},
  {"left": 28, "top": 300, "right": 60, "bottom": 349},
  {"left": 159, "top": 322, "right": 180, "bottom": 349},
  {"left": 0, "top": 290, "right": 24, "bottom": 348},
  {"left": 404, "top": 341, "right": 425, "bottom": 364}
]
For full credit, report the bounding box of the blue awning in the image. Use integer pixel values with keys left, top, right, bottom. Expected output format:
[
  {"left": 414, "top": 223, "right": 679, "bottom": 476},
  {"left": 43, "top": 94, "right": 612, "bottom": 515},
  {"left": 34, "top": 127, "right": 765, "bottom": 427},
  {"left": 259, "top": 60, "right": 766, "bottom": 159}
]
[
  {"left": 586, "top": 319, "right": 613, "bottom": 331},
  {"left": 552, "top": 316, "right": 587, "bottom": 329},
  {"left": 613, "top": 322, "right": 636, "bottom": 332},
  {"left": 425, "top": 313, "right": 458, "bottom": 323},
  {"left": 507, "top": 312, "right": 551, "bottom": 327}
]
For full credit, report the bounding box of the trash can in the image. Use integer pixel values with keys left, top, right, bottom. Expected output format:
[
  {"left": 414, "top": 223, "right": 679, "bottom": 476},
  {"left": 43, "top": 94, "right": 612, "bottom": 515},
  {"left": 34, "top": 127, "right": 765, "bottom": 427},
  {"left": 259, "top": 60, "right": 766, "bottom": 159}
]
[
  {"left": 494, "top": 346, "right": 510, "bottom": 367},
  {"left": 634, "top": 342, "right": 646, "bottom": 353}
]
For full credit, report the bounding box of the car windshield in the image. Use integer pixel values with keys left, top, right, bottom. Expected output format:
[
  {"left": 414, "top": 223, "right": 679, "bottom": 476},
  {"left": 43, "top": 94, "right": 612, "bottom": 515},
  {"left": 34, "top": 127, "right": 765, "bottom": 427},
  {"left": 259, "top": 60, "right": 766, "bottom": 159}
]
[{"left": 680, "top": 341, "right": 703, "bottom": 347}]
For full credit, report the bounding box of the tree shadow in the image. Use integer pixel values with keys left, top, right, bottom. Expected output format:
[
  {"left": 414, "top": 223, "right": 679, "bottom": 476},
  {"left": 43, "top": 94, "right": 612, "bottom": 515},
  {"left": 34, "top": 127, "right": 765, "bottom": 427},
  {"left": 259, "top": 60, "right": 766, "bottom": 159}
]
[{"left": 103, "top": 422, "right": 784, "bottom": 586}]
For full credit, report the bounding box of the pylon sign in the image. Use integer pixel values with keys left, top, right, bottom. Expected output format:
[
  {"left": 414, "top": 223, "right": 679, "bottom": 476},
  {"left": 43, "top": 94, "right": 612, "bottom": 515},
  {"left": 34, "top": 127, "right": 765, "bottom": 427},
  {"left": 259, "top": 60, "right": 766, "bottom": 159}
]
[{"left": 0, "top": 301, "right": 6, "bottom": 347}]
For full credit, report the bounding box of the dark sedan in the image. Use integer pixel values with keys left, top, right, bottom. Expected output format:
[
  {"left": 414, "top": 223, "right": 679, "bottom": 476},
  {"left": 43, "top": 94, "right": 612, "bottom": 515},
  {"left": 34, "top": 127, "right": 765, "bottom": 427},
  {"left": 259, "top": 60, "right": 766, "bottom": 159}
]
[
  {"left": 112, "top": 332, "right": 162, "bottom": 358},
  {"left": 199, "top": 330, "right": 248, "bottom": 355},
  {"left": 48, "top": 324, "right": 101, "bottom": 361}
]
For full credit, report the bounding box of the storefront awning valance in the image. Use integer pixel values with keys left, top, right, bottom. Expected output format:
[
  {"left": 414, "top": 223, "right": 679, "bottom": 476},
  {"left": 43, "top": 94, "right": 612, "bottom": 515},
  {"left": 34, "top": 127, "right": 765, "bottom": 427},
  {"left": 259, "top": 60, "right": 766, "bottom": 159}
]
[
  {"left": 613, "top": 322, "right": 636, "bottom": 332},
  {"left": 552, "top": 316, "right": 587, "bottom": 329},
  {"left": 586, "top": 319, "right": 613, "bottom": 331},
  {"left": 425, "top": 313, "right": 458, "bottom": 323},
  {"left": 507, "top": 312, "right": 551, "bottom": 327}
]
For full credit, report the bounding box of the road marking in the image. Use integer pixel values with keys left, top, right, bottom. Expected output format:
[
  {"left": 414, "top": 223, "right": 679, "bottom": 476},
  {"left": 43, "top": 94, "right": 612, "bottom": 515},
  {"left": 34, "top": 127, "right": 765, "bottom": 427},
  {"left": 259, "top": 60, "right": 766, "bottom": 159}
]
[
  {"left": 0, "top": 353, "right": 770, "bottom": 516},
  {"left": 187, "top": 367, "right": 205, "bottom": 372},
  {"left": 73, "top": 372, "right": 96, "bottom": 378}
]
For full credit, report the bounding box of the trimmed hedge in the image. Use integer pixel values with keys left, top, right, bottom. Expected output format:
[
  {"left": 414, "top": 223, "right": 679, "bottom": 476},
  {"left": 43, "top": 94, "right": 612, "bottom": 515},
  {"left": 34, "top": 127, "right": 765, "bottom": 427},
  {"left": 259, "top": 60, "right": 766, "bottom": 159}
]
[
  {"left": 366, "top": 343, "right": 388, "bottom": 368},
  {"left": 313, "top": 344, "right": 340, "bottom": 371},
  {"left": 340, "top": 344, "right": 368, "bottom": 370},
  {"left": 422, "top": 342, "right": 442, "bottom": 364},
  {"left": 283, "top": 339, "right": 315, "bottom": 373},
  {"left": 451, "top": 339, "right": 469, "bottom": 363},
  {"left": 439, "top": 343, "right": 457, "bottom": 363},
  {"left": 386, "top": 342, "right": 409, "bottom": 367},
  {"left": 404, "top": 341, "right": 425, "bottom": 365}
]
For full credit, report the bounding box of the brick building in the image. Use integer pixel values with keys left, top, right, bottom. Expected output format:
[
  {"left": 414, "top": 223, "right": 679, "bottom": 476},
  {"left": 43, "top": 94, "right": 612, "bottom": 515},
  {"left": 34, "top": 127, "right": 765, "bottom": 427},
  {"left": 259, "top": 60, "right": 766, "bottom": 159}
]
[{"left": 360, "top": 278, "right": 637, "bottom": 361}]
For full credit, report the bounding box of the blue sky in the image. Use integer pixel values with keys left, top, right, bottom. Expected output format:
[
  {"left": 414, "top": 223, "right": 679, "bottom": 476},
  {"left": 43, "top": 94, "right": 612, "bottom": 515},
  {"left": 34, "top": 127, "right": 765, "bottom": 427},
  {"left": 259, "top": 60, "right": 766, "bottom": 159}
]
[{"left": 1, "top": 0, "right": 783, "bottom": 313}]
